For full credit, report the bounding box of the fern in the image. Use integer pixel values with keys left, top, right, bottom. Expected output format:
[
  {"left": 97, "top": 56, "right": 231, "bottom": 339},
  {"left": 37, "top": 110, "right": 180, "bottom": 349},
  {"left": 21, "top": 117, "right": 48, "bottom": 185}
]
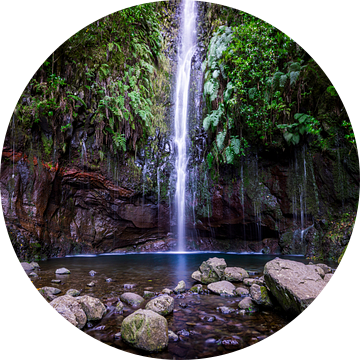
[
  {"left": 113, "top": 133, "right": 126, "bottom": 152},
  {"left": 290, "top": 71, "right": 299, "bottom": 86}
]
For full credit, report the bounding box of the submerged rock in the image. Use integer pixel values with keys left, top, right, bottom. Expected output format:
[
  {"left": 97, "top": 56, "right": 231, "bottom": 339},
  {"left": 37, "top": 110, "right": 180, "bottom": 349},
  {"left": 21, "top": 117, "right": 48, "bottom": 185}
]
[
  {"left": 145, "top": 295, "right": 174, "bottom": 316},
  {"left": 121, "top": 309, "right": 168, "bottom": 352},
  {"left": 264, "top": 258, "right": 327, "bottom": 315},
  {"left": 168, "top": 330, "right": 179, "bottom": 342},
  {"left": 217, "top": 306, "right": 236, "bottom": 314},
  {"left": 207, "top": 280, "right": 236, "bottom": 296},
  {"left": 55, "top": 267, "right": 70, "bottom": 275},
  {"left": 120, "top": 292, "right": 145, "bottom": 307}
]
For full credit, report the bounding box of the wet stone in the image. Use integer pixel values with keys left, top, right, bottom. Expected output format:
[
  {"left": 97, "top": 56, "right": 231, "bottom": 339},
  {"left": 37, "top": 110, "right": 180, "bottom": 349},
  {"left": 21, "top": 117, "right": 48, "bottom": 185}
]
[
  {"left": 124, "top": 283, "right": 137, "bottom": 289},
  {"left": 217, "top": 306, "right": 236, "bottom": 314},
  {"left": 221, "top": 337, "right": 242, "bottom": 350},
  {"left": 143, "top": 290, "right": 155, "bottom": 299},
  {"left": 120, "top": 292, "right": 144, "bottom": 307},
  {"left": 105, "top": 278, "right": 112, "bottom": 282},
  {"left": 162, "top": 288, "right": 173, "bottom": 295},
  {"left": 89, "top": 270, "right": 97, "bottom": 276},
  {"left": 51, "top": 279, "right": 61, "bottom": 283},
  {"left": 177, "top": 329, "right": 190, "bottom": 337},
  {"left": 55, "top": 267, "right": 70, "bottom": 275},
  {"left": 168, "top": 330, "right": 179, "bottom": 342},
  {"left": 29, "top": 272, "right": 38, "bottom": 277},
  {"left": 87, "top": 281, "right": 95, "bottom": 287},
  {"left": 179, "top": 302, "right": 188, "bottom": 308},
  {"left": 66, "top": 289, "right": 81, "bottom": 297}
]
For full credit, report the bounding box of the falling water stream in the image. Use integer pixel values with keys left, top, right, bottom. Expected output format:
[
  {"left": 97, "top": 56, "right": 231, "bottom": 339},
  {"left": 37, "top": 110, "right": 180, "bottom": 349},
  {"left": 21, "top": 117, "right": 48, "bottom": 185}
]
[{"left": 174, "top": 0, "right": 197, "bottom": 251}]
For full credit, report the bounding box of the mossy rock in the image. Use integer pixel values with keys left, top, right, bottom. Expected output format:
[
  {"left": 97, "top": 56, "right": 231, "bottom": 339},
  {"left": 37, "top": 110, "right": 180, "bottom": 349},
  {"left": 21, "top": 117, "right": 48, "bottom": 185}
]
[{"left": 121, "top": 309, "right": 168, "bottom": 352}]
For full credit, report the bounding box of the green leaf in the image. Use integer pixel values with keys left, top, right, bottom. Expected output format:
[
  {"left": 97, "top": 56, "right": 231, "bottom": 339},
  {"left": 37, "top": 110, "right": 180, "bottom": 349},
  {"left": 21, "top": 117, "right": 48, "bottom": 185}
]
[
  {"left": 230, "top": 137, "right": 241, "bottom": 154},
  {"left": 248, "top": 87, "right": 257, "bottom": 100},
  {"left": 207, "top": 152, "right": 214, "bottom": 169},
  {"left": 216, "top": 130, "right": 226, "bottom": 151},
  {"left": 283, "top": 132, "right": 293, "bottom": 143},
  {"left": 298, "top": 125, "right": 307, "bottom": 135},
  {"left": 289, "top": 62, "right": 301, "bottom": 72},
  {"left": 279, "top": 74, "right": 287, "bottom": 87},
  {"left": 212, "top": 70, "right": 220, "bottom": 79},
  {"left": 225, "top": 146, "right": 234, "bottom": 164},
  {"left": 292, "top": 133, "right": 300, "bottom": 144},
  {"left": 224, "top": 82, "right": 234, "bottom": 102},
  {"left": 203, "top": 115, "right": 212, "bottom": 131},
  {"left": 290, "top": 71, "right": 299, "bottom": 86}
]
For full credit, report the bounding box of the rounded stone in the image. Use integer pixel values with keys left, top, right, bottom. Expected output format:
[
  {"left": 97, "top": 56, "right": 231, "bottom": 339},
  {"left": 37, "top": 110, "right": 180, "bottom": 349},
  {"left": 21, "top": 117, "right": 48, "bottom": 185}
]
[
  {"left": 55, "top": 267, "right": 70, "bottom": 275},
  {"left": 77, "top": 295, "right": 106, "bottom": 321},
  {"left": 120, "top": 292, "right": 145, "bottom": 307},
  {"left": 121, "top": 309, "right": 168, "bottom": 352},
  {"left": 145, "top": 295, "right": 174, "bottom": 316}
]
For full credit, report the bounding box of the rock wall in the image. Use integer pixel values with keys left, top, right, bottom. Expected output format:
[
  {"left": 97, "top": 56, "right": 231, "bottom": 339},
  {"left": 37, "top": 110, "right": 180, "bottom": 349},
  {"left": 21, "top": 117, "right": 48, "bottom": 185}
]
[{"left": 1, "top": 137, "right": 358, "bottom": 261}]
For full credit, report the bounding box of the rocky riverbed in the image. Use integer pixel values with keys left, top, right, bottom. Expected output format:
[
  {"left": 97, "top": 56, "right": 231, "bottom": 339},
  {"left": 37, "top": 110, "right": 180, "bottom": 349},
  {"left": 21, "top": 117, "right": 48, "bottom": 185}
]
[{"left": 19, "top": 253, "right": 336, "bottom": 358}]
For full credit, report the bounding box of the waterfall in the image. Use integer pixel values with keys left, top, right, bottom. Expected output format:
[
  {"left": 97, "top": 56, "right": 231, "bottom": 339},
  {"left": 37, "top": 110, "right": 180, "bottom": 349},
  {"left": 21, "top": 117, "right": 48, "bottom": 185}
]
[{"left": 174, "top": 0, "right": 197, "bottom": 252}]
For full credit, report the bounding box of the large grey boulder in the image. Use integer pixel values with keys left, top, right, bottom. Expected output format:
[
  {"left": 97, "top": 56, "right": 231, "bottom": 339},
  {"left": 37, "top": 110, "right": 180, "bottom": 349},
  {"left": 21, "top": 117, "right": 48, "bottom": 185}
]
[
  {"left": 121, "top": 309, "right": 168, "bottom": 352},
  {"left": 264, "top": 258, "right": 327, "bottom": 315},
  {"left": 120, "top": 292, "right": 145, "bottom": 307},
  {"left": 50, "top": 295, "right": 87, "bottom": 329},
  {"left": 207, "top": 280, "right": 236, "bottom": 296},
  {"left": 145, "top": 295, "right": 174, "bottom": 316},
  {"left": 191, "top": 257, "right": 227, "bottom": 284},
  {"left": 222, "top": 267, "right": 249, "bottom": 282}
]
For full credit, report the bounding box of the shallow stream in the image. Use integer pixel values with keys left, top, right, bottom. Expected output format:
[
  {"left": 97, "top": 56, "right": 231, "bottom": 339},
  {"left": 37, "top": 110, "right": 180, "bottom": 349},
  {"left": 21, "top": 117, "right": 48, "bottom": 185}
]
[{"left": 30, "top": 252, "right": 336, "bottom": 358}]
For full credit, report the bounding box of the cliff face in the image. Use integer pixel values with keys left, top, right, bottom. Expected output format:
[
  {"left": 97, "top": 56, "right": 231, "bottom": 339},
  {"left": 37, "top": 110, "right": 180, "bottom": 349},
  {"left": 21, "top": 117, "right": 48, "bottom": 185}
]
[{"left": 1, "top": 134, "right": 358, "bottom": 261}]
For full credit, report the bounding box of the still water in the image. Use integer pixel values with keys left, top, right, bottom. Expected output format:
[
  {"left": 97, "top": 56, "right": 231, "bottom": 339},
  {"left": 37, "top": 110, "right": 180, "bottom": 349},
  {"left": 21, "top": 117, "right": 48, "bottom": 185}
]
[{"left": 30, "top": 252, "right": 335, "bottom": 358}]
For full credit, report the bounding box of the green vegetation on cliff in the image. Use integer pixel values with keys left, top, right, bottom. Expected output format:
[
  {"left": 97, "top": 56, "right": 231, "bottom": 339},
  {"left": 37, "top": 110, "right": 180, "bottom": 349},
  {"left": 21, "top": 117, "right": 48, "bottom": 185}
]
[
  {"left": 201, "top": 7, "right": 356, "bottom": 168},
  {"left": 13, "top": 2, "right": 169, "bottom": 162}
]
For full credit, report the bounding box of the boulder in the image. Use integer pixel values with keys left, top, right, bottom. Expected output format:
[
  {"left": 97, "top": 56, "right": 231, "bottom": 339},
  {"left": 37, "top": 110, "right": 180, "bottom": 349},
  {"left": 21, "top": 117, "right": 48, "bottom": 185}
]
[
  {"left": 145, "top": 295, "right": 174, "bottom": 316},
  {"left": 29, "top": 262, "right": 40, "bottom": 269},
  {"left": 264, "top": 258, "right": 327, "bottom": 315},
  {"left": 55, "top": 267, "right": 70, "bottom": 275},
  {"left": 77, "top": 295, "right": 106, "bottom": 321},
  {"left": 207, "top": 280, "right": 236, "bottom": 296},
  {"left": 222, "top": 267, "right": 249, "bottom": 282},
  {"left": 50, "top": 295, "right": 87, "bottom": 329},
  {"left": 191, "top": 270, "right": 202, "bottom": 282},
  {"left": 324, "top": 273, "right": 333, "bottom": 283},
  {"left": 174, "top": 280, "right": 186, "bottom": 293},
  {"left": 21, "top": 262, "right": 34, "bottom": 271},
  {"left": 192, "top": 257, "right": 227, "bottom": 284},
  {"left": 235, "top": 287, "right": 249, "bottom": 296},
  {"left": 120, "top": 292, "right": 145, "bottom": 307},
  {"left": 161, "top": 288, "right": 173, "bottom": 295},
  {"left": 144, "top": 291, "right": 155, "bottom": 299},
  {"left": 250, "top": 284, "right": 273, "bottom": 307},
  {"left": 238, "top": 297, "right": 257, "bottom": 312},
  {"left": 66, "top": 289, "right": 80, "bottom": 297},
  {"left": 40, "top": 287, "right": 61, "bottom": 295},
  {"left": 121, "top": 309, "right": 168, "bottom": 352},
  {"left": 243, "top": 278, "right": 264, "bottom": 286}
]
